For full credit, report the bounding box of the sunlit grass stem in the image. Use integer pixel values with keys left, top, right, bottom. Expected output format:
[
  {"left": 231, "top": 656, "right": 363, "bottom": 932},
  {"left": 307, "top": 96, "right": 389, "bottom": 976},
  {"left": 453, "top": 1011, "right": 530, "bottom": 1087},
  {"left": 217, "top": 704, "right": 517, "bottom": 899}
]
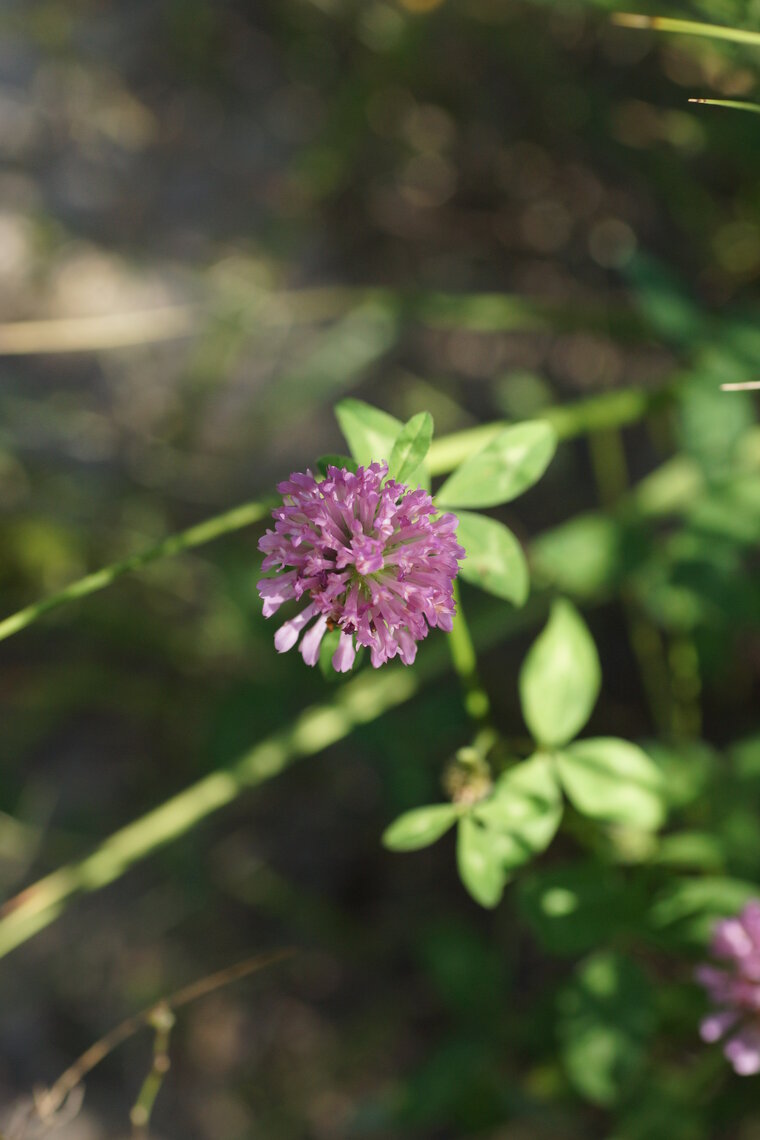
[
  {"left": 0, "top": 667, "right": 420, "bottom": 959},
  {"left": 0, "top": 500, "right": 275, "bottom": 645},
  {"left": 614, "top": 14, "right": 760, "bottom": 48},
  {"left": 689, "top": 99, "right": 760, "bottom": 115},
  {"left": 0, "top": 603, "right": 538, "bottom": 963}
]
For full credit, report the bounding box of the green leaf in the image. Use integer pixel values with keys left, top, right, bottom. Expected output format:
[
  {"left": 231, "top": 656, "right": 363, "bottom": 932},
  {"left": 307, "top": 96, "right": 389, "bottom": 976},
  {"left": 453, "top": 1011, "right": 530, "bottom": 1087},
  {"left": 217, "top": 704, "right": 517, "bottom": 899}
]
[
  {"left": 334, "top": 399, "right": 402, "bottom": 467},
  {"left": 649, "top": 876, "right": 758, "bottom": 949},
  {"left": 531, "top": 513, "right": 625, "bottom": 599},
  {"left": 382, "top": 804, "right": 459, "bottom": 851},
  {"left": 518, "top": 863, "right": 638, "bottom": 957},
  {"left": 650, "top": 831, "right": 725, "bottom": 872},
  {"left": 557, "top": 738, "right": 666, "bottom": 831},
  {"left": 558, "top": 951, "right": 656, "bottom": 1107},
  {"left": 316, "top": 454, "right": 358, "bottom": 477},
  {"left": 455, "top": 511, "right": 529, "bottom": 605},
  {"left": 473, "top": 754, "right": 562, "bottom": 867},
  {"left": 436, "top": 420, "right": 556, "bottom": 509},
  {"left": 388, "top": 412, "right": 434, "bottom": 485},
  {"left": 456, "top": 815, "right": 508, "bottom": 908},
  {"left": 643, "top": 740, "right": 715, "bottom": 810},
  {"left": 518, "top": 599, "right": 601, "bottom": 747}
]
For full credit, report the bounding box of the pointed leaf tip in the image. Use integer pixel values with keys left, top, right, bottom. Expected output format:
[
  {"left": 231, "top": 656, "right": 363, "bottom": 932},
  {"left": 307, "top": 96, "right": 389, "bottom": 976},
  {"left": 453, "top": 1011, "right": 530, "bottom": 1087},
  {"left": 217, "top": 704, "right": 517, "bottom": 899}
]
[
  {"left": 436, "top": 420, "right": 557, "bottom": 509},
  {"left": 519, "top": 599, "right": 601, "bottom": 747},
  {"left": 335, "top": 399, "right": 402, "bottom": 467},
  {"left": 388, "top": 411, "right": 434, "bottom": 485}
]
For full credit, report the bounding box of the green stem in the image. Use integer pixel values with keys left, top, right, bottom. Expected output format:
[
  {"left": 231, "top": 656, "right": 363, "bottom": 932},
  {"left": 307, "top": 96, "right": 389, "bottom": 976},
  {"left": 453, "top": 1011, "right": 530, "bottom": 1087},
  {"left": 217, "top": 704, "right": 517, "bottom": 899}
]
[
  {"left": 447, "top": 582, "right": 491, "bottom": 726},
  {"left": 613, "top": 13, "right": 760, "bottom": 47},
  {"left": 587, "top": 426, "right": 678, "bottom": 738},
  {"left": 0, "top": 667, "right": 417, "bottom": 959},
  {"left": 130, "top": 1004, "right": 175, "bottom": 1137},
  {"left": 427, "top": 385, "right": 667, "bottom": 475},
  {"left": 0, "top": 499, "right": 274, "bottom": 645},
  {"left": 689, "top": 98, "right": 760, "bottom": 115},
  {"left": 40, "top": 950, "right": 290, "bottom": 1118},
  {"left": 0, "top": 602, "right": 539, "bottom": 963}
]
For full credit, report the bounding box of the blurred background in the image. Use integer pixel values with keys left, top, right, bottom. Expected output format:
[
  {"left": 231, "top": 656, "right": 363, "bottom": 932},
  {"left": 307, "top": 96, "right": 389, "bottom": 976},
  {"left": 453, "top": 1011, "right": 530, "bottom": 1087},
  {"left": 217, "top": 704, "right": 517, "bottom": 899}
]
[{"left": 1, "top": 0, "right": 760, "bottom": 1136}]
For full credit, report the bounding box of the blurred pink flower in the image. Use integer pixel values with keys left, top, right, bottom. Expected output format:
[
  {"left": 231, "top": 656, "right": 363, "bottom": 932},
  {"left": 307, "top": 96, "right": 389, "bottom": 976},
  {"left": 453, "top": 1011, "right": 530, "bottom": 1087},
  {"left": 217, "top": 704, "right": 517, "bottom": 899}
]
[
  {"left": 697, "top": 900, "right": 760, "bottom": 1075},
  {"left": 258, "top": 463, "right": 464, "bottom": 672}
]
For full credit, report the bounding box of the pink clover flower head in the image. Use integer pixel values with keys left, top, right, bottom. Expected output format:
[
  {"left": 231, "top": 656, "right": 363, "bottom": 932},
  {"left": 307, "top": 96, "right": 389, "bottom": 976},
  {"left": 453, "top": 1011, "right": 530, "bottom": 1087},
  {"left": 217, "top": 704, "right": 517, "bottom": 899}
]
[
  {"left": 257, "top": 462, "right": 465, "bottom": 672},
  {"left": 697, "top": 900, "right": 760, "bottom": 1075}
]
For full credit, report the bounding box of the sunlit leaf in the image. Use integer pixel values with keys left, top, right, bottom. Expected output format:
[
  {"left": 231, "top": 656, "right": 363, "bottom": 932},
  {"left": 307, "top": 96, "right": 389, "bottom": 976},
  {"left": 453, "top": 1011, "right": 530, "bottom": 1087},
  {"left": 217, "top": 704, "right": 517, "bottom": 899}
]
[
  {"left": 388, "top": 411, "right": 434, "bottom": 485},
  {"left": 436, "top": 421, "right": 556, "bottom": 509},
  {"left": 383, "top": 804, "right": 460, "bottom": 851},
  {"left": 456, "top": 815, "right": 508, "bottom": 908},
  {"left": 335, "top": 399, "right": 402, "bottom": 467},
  {"left": 519, "top": 599, "right": 600, "bottom": 747},
  {"left": 557, "top": 738, "right": 666, "bottom": 831},
  {"left": 473, "top": 753, "right": 562, "bottom": 866},
  {"left": 455, "top": 510, "right": 529, "bottom": 605}
]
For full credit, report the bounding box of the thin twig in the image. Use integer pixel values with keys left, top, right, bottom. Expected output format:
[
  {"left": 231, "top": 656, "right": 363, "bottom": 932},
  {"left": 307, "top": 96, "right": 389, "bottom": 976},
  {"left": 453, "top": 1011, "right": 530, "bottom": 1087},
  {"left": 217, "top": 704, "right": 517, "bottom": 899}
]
[
  {"left": 129, "top": 1004, "right": 175, "bottom": 1138},
  {"left": 36, "top": 949, "right": 293, "bottom": 1121}
]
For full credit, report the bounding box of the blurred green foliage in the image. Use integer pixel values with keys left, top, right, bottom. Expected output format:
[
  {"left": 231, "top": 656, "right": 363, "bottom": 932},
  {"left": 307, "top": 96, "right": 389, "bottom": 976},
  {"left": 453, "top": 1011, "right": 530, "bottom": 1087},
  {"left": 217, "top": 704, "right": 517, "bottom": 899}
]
[{"left": 1, "top": 0, "right": 760, "bottom": 1137}]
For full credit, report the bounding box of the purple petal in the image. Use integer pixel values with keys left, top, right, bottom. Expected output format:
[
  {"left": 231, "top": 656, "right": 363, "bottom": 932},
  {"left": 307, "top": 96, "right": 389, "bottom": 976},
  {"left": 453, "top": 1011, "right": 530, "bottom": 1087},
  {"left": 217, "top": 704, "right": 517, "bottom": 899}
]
[
  {"left": 258, "top": 574, "right": 297, "bottom": 618},
  {"left": 725, "top": 1029, "right": 760, "bottom": 1075},
  {"left": 700, "top": 1010, "right": 737, "bottom": 1043},
  {"left": 332, "top": 632, "right": 356, "bottom": 673},
  {"left": 299, "top": 615, "right": 328, "bottom": 667},
  {"left": 274, "top": 604, "right": 316, "bottom": 653},
  {"left": 257, "top": 460, "right": 464, "bottom": 670},
  {"left": 714, "top": 918, "right": 754, "bottom": 960}
]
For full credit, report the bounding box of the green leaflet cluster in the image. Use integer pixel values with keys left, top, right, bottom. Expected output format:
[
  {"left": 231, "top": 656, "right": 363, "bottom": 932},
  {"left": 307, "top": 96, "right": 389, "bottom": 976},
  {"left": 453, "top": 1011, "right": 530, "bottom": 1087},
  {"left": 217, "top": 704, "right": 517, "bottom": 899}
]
[
  {"left": 330, "top": 397, "right": 556, "bottom": 605},
  {"left": 384, "top": 596, "right": 667, "bottom": 909}
]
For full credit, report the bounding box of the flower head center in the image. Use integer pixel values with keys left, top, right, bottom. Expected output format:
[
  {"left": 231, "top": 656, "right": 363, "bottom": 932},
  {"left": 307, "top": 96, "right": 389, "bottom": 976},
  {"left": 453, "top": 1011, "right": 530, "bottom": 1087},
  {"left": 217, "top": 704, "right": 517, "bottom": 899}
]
[{"left": 352, "top": 534, "right": 385, "bottom": 576}]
